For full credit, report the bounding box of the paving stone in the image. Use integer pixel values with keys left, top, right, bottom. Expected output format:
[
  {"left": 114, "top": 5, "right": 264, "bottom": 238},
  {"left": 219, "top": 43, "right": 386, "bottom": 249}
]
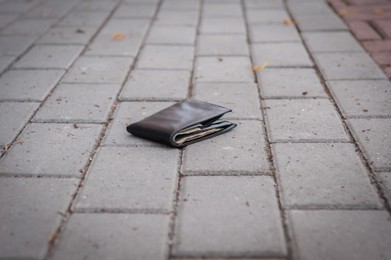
[
  {"left": 327, "top": 80, "right": 391, "bottom": 117},
  {"left": 0, "top": 55, "right": 16, "bottom": 73},
  {"left": 1, "top": 18, "right": 55, "bottom": 35},
  {"left": 137, "top": 45, "right": 194, "bottom": 70},
  {"left": 0, "top": 102, "right": 39, "bottom": 147},
  {"left": 62, "top": 56, "right": 134, "bottom": 84},
  {"left": 173, "top": 176, "right": 286, "bottom": 257},
  {"left": 244, "top": 0, "right": 284, "bottom": 9},
  {"left": 258, "top": 68, "right": 326, "bottom": 98},
  {"left": 75, "top": 0, "right": 117, "bottom": 12},
  {"left": 313, "top": 52, "right": 387, "bottom": 80},
  {"left": 0, "top": 178, "right": 78, "bottom": 259},
  {"left": 372, "top": 52, "right": 391, "bottom": 66},
  {"left": 192, "top": 83, "right": 261, "bottom": 119},
  {"left": 247, "top": 9, "right": 289, "bottom": 24},
  {"left": 289, "top": 210, "right": 391, "bottom": 260},
  {"left": 146, "top": 25, "right": 196, "bottom": 45},
  {"left": 103, "top": 101, "right": 174, "bottom": 147},
  {"left": 203, "top": 4, "right": 243, "bottom": 17},
  {"left": 124, "top": 0, "right": 159, "bottom": 3},
  {"left": 303, "top": 32, "right": 364, "bottom": 52},
  {"left": 57, "top": 11, "right": 110, "bottom": 27},
  {"left": 273, "top": 143, "right": 381, "bottom": 209},
  {"left": 24, "top": 2, "right": 75, "bottom": 18},
  {"left": 86, "top": 19, "right": 150, "bottom": 56},
  {"left": 183, "top": 121, "right": 270, "bottom": 174},
  {"left": 200, "top": 17, "right": 246, "bottom": 34},
  {"left": 33, "top": 83, "right": 120, "bottom": 123},
  {"left": 0, "top": 0, "right": 40, "bottom": 14},
  {"left": 113, "top": 3, "right": 157, "bottom": 18},
  {"left": 0, "top": 123, "right": 102, "bottom": 177},
  {"left": 378, "top": 172, "right": 391, "bottom": 202},
  {"left": 264, "top": 99, "right": 348, "bottom": 142},
  {"left": 37, "top": 26, "right": 97, "bottom": 45},
  {"left": 197, "top": 34, "right": 249, "bottom": 56},
  {"left": 373, "top": 19, "right": 391, "bottom": 39},
  {"left": 0, "top": 69, "right": 64, "bottom": 101},
  {"left": 0, "top": 35, "right": 36, "bottom": 56},
  {"left": 0, "top": 14, "right": 18, "bottom": 29},
  {"left": 294, "top": 14, "right": 348, "bottom": 31},
  {"left": 120, "top": 69, "right": 190, "bottom": 101},
  {"left": 155, "top": 10, "right": 199, "bottom": 26},
  {"left": 288, "top": 1, "right": 335, "bottom": 16},
  {"left": 75, "top": 146, "right": 179, "bottom": 212},
  {"left": 52, "top": 214, "right": 170, "bottom": 260},
  {"left": 252, "top": 43, "right": 313, "bottom": 67},
  {"left": 348, "top": 21, "right": 382, "bottom": 41},
  {"left": 13, "top": 45, "right": 83, "bottom": 69},
  {"left": 250, "top": 24, "right": 301, "bottom": 43},
  {"left": 194, "top": 56, "right": 254, "bottom": 82},
  {"left": 161, "top": 0, "right": 200, "bottom": 10},
  {"left": 348, "top": 118, "right": 391, "bottom": 171}
]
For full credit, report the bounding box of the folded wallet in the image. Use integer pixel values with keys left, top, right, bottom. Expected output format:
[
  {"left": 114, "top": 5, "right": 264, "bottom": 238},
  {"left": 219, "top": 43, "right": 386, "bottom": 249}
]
[{"left": 126, "top": 99, "right": 237, "bottom": 148}]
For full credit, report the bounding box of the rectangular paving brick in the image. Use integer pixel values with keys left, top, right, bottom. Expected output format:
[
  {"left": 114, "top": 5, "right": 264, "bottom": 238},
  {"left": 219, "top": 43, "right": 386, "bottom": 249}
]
[
  {"left": 0, "top": 35, "right": 36, "bottom": 56},
  {"left": 378, "top": 172, "right": 391, "bottom": 202},
  {"left": 314, "top": 52, "right": 387, "bottom": 80},
  {"left": 200, "top": 17, "right": 246, "bottom": 34},
  {"left": 0, "top": 14, "right": 18, "bottom": 29},
  {"left": 250, "top": 24, "right": 301, "bottom": 43},
  {"left": 0, "top": 123, "right": 102, "bottom": 177},
  {"left": 348, "top": 118, "right": 391, "bottom": 171},
  {"left": 294, "top": 14, "right": 348, "bottom": 31},
  {"left": 289, "top": 1, "right": 334, "bottom": 16},
  {"left": 24, "top": 2, "right": 75, "bottom": 18},
  {"left": 328, "top": 80, "right": 391, "bottom": 117},
  {"left": 303, "top": 31, "right": 364, "bottom": 52},
  {"left": 33, "top": 83, "right": 120, "bottom": 123},
  {"left": 252, "top": 43, "right": 313, "bottom": 67},
  {"left": 183, "top": 120, "right": 270, "bottom": 175},
  {"left": 37, "top": 26, "right": 97, "bottom": 45},
  {"left": 155, "top": 10, "right": 199, "bottom": 26},
  {"left": 0, "top": 178, "right": 78, "bottom": 259},
  {"left": 244, "top": 0, "right": 284, "bottom": 9},
  {"left": 146, "top": 25, "right": 196, "bottom": 45},
  {"left": 62, "top": 56, "right": 134, "bottom": 84},
  {"left": 173, "top": 176, "right": 286, "bottom": 257},
  {"left": 0, "top": 102, "right": 39, "bottom": 147},
  {"left": 161, "top": 0, "right": 200, "bottom": 10},
  {"left": 137, "top": 45, "right": 194, "bottom": 70},
  {"left": 52, "top": 214, "right": 169, "bottom": 260},
  {"left": 247, "top": 9, "right": 289, "bottom": 24},
  {"left": 196, "top": 34, "right": 249, "bottom": 56},
  {"left": 203, "top": 4, "right": 243, "bottom": 17},
  {"left": 264, "top": 99, "right": 348, "bottom": 142},
  {"left": 120, "top": 69, "right": 190, "bottom": 101},
  {"left": 86, "top": 19, "right": 150, "bottom": 57},
  {"left": 74, "top": 146, "right": 179, "bottom": 212},
  {"left": 13, "top": 45, "right": 83, "bottom": 69},
  {"left": 75, "top": 1, "right": 117, "bottom": 12},
  {"left": 288, "top": 210, "right": 391, "bottom": 260},
  {"left": 258, "top": 68, "right": 326, "bottom": 98},
  {"left": 372, "top": 52, "right": 391, "bottom": 66},
  {"left": 194, "top": 56, "right": 254, "bottom": 82},
  {"left": 373, "top": 19, "right": 391, "bottom": 38},
  {"left": 0, "top": 0, "right": 39, "bottom": 13},
  {"left": 103, "top": 101, "right": 174, "bottom": 147},
  {"left": 1, "top": 18, "right": 55, "bottom": 35},
  {"left": 0, "top": 55, "right": 16, "bottom": 73},
  {"left": 57, "top": 11, "right": 110, "bottom": 27},
  {"left": 348, "top": 21, "right": 382, "bottom": 41},
  {"left": 113, "top": 3, "right": 157, "bottom": 18},
  {"left": 192, "top": 83, "right": 261, "bottom": 119},
  {"left": 0, "top": 69, "right": 64, "bottom": 101},
  {"left": 273, "top": 143, "right": 381, "bottom": 209}
]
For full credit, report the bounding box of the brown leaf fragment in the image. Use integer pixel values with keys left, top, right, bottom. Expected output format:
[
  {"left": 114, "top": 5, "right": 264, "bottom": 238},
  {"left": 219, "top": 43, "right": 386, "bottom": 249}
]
[
  {"left": 283, "top": 18, "right": 294, "bottom": 26},
  {"left": 252, "top": 61, "right": 268, "bottom": 72},
  {"left": 111, "top": 33, "right": 126, "bottom": 41}
]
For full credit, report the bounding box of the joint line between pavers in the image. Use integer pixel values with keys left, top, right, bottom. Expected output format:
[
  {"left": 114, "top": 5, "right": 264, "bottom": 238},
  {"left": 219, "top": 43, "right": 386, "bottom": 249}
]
[
  {"left": 182, "top": 170, "right": 272, "bottom": 176},
  {"left": 72, "top": 207, "right": 172, "bottom": 215}
]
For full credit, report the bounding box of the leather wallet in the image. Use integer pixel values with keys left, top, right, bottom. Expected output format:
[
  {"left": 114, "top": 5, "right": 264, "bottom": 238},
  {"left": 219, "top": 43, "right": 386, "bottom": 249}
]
[{"left": 126, "top": 99, "right": 236, "bottom": 147}]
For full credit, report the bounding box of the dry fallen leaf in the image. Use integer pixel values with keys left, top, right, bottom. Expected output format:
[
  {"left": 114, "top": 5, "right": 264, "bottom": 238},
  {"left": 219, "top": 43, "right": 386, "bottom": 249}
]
[
  {"left": 373, "top": 8, "right": 384, "bottom": 15},
  {"left": 111, "top": 33, "right": 126, "bottom": 41},
  {"left": 252, "top": 61, "right": 268, "bottom": 72},
  {"left": 283, "top": 18, "right": 294, "bottom": 26}
]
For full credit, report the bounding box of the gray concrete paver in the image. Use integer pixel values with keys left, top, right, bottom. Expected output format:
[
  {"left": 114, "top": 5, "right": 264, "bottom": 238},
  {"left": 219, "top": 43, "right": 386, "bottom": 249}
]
[
  {"left": 197, "top": 34, "right": 249, "bottom": 56},
  {"left": 1, "top": 18, "right": 56, "bottom": 35},
  {"left": 0, "top": 35, "right": 36, "bottom": 56},
  {"left": 37, "top": 26, "right": 98, "bottom": 45}
]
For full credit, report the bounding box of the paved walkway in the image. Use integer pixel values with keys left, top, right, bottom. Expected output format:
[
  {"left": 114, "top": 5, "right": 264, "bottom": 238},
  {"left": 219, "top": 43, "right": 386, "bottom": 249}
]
[{"left": 0, "top": 0, "right": 391, "bottom": 259}]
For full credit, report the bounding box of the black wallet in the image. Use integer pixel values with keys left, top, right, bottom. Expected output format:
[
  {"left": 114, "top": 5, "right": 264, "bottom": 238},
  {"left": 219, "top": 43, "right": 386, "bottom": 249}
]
[{"left": 126, "top": 99, "right": 236, "bottom": 147}]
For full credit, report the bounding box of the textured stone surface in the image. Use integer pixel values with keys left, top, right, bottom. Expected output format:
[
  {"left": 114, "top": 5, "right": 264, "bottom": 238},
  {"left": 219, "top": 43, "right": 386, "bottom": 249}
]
[
  {"left": 0, "top": 102, "right": 39, "bottom": 147},
  {"left": 250, "top": 24, "right": 301, "bottom": 43},
  {"left": 1, "top": 18, "right": 55, "bottom": 35},
  {"left": 146, "top": 25, "right": 196, "bottom": 45},
  {"left": 378, "top": 172, "right": 391, "bottom": 202},
  {"left": 161, "top": 0, "right": 200, "bottom": 10},
  {"left": 314, "top": 52, "right": 386, "bottom": 80},
  {"left": 247, "top": 9, "right": 289, "bottom": 24},
  {"left": 303, "top": 32, "right": 364, "bottom": 52},
  {"left": 348, "top": 118, "right": 391, "bottom": 171},
  {"left": 197, "top": 34, "right": 249, "bottom": 56},
  {"left": 0, "top": 69, "right": 64, "bottom": 101},
  {"left": 203, "top": 3, "right": 243, "bottom": 17},
  {"left": 173, "top": 176, "right": 286, "bottom": 257},
  {"left": 183, "top": 121, "right": 270, "bottom": 174},
  {"left": 155, "top": 10, "right": 199, "bottom": 26},
  {"left": 328, "top": 80, "right": 391, "bottom": 117},
  {"left": 273, "top": 143, "right": 381, "bottom": 209},
  {"left": 0, "top": 178, "right": 77, "bottom": 259},
  {"left": 33, "top": 83, "right": 120, "bottom": 123},
  {"left": 265, "top": 99, "right": 348, "bottom": 142},
  {"left": 137, "top": 45, "right": 194, "bottom": 70},
  {"left": 52, "top": 214, "right": 169, "bottom": 260},
  {"left": 193, "top": 83, "right": 261, "bottom": 119},
  {"left": 289, "top": 210, "right": 391, "bottom": 260},
  {"left": 244, "top": 0, "right": 284, "bottom": 9},
  {"left": 58, "top": 11, "right": 110, "bottom": 27},
  {"left": 113, "top": 3, "right": 157, "bottom": 18},
  {"left": 258, "top": 68, "right": 326, "bottom": 98},
  {"left": 194, "top": 57, "right": 254, "bottom": 82},
  {"left": 294, "top": 14, "right": 348, "bottom": 31},
  {"left": 0, "top": 35, "right": 36, "bottom": 56},
  {"left": 0, "top": 55, "right": 15, "bottom": 73},
  {"left": 120, "top": 69, "right": 190, "bottom": 101},
  {"left": 62, "top": 56, "right": 134, "bottom": 84},
  {"left": 200, "top": 17, "right": 246, "bottom": 34},
  {"left": 37, "top": 26, "right": 97, "bottom": 45},
  {"left": 13, "top": 45, "right": 83, "bottom": 69},
  {"left": 0, "top": 123, "right": 102, "bottom": 177},
  {"left": 75, "top": 147, "right": 179, "bottom": 212}
]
